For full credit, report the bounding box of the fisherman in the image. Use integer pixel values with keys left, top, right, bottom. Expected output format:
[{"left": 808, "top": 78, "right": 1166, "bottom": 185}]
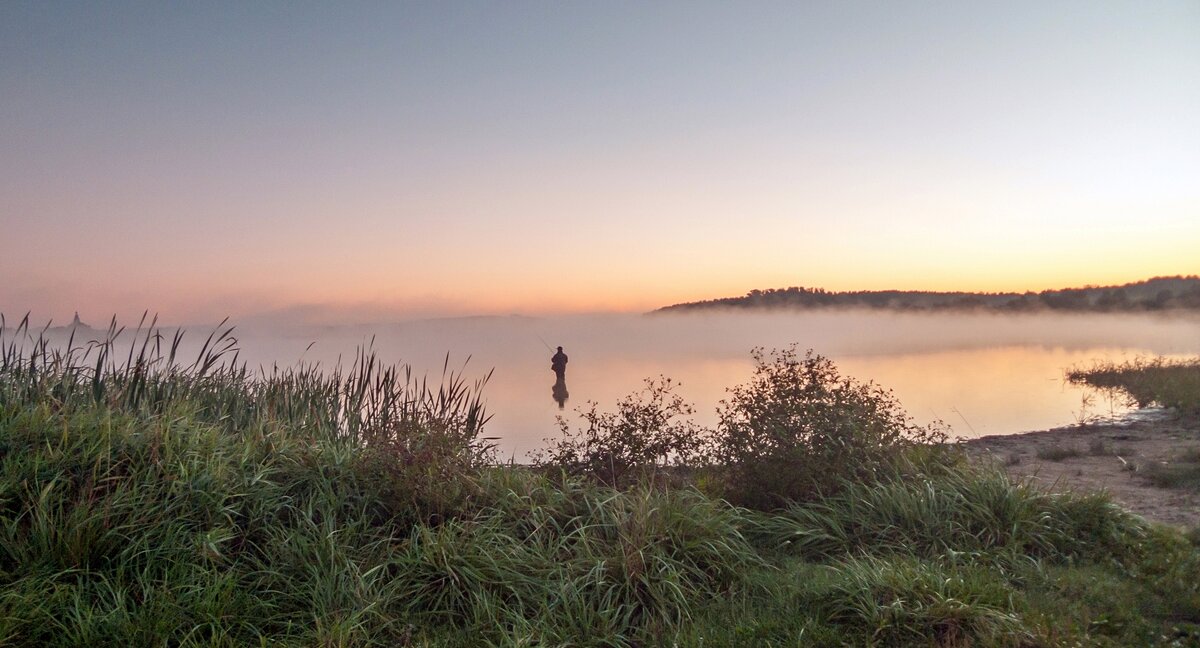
[{"left": 550, "top": 346, "right": 568, "bottom": 381}]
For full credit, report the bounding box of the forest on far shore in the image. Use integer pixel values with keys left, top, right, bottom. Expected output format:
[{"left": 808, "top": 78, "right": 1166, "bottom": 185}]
[{"left": 656, "top": 276, "right": 1200, "bottom": 314}]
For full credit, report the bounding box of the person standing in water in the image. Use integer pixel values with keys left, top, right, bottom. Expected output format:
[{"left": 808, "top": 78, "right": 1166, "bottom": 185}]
[
  {"left": 550, "top": 346, "right": 569, "bottom": 409},
  {"left": 550, "top": 346, "right": 568, "bottom": 380}
]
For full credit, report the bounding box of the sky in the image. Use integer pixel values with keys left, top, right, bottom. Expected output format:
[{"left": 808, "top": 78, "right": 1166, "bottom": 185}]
[{"left": 2, "top": 1, "right": 1198, "bottom": 324}]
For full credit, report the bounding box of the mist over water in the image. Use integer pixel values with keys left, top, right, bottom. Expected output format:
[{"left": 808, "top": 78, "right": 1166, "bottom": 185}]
[{"left": 21, "top": 310, "right": 1200, "bottom": 457}]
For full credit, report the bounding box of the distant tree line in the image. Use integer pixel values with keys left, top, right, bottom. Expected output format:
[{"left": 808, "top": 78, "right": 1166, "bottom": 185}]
[{"left": 655, "top": 276, "right": 1200, "bottom": 314}]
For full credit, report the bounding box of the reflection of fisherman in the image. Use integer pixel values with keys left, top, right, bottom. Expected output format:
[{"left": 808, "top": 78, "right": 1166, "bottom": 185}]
[
  {"left": 552, "top": 378, "right": 569, "bottom": 409},
  {"left": 550, "top": 346, "right": 568, "bottom": 380}
]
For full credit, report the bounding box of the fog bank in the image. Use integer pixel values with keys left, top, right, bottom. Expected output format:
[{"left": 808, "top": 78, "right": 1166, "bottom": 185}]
[{"left": 9, "top": 310, "right": 1199, "bottom": 456}]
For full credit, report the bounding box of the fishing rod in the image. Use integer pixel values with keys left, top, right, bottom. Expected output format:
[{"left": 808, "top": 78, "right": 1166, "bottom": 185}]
[{"left": 535, "top": 334, "right": 553, "bottom": 352}]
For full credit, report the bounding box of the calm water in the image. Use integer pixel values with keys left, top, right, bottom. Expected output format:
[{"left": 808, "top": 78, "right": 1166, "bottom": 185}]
[{"left": 214, "top": 310, "right": 1200, "bottom": 458}]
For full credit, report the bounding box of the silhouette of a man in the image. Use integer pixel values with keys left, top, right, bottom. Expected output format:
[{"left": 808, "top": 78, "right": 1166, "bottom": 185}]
[{"left": 550, "top": 346, "right": 568, "bottom": 381}]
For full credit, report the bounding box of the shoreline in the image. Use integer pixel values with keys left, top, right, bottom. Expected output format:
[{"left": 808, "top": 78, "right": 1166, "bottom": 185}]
[{"left": 964, "top": 410, "right": 1200, "bottom": 528}]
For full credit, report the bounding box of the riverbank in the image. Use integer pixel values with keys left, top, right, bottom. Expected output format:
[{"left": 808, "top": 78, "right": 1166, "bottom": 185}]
[
  {"left": 966, "top": 411, "right": 1200, "bottom": 528},
  {"left": 4, "top": 322, "right": 1199, "bottom": 645}
]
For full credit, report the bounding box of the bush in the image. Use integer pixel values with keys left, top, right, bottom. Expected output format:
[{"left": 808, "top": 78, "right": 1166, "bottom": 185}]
[
  {"left": 530, "top": 377, "right": 711, "bottom": 487},
  {"left": 713, "top": 346, "right": 948, "bottom": 509}
]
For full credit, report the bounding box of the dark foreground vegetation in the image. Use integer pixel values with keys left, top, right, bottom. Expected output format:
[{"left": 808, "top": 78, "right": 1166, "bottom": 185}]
[
  {"left": 2, "top": 316, "right": 1199, "bottom": 646},
  {"left": 658, "top": 275, "right": 1200, "bottom": 314}
]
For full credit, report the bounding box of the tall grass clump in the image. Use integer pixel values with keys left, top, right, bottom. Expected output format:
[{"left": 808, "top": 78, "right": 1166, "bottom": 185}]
[
  {"left": 1036, "top": 444, "right": 1084, "bottom": 461},
  {"left": 820, "top": 555, "right": 1029, "bottom": 646},
  {"left": 0, "top": 313, "right": 495, "bottom": 524},
  {"left": 0, "top": 313, "right": 492, "bottom": 449},
  {"left": 0, "top": 403, "right": 764, "bottom": 645},
  {"left": 1142, "top": 448, "right": 1200, "bottom": 491},
  {"left": 757, "top": 467, "right": 1146, "bottom": 565},
  {"left": 1068, "top": 356, "right": 1200, "bottom": 414},
  {"left": 0, "top": 404, "right": 411, "bottom": 646},
  {"left": 384, "top": 478, "right": 760, "bottom": 644}
]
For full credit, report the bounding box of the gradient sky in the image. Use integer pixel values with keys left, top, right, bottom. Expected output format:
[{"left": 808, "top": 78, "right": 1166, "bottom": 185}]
[{"left": 2, "top": 1, "right": 1198, "bottom": 324}]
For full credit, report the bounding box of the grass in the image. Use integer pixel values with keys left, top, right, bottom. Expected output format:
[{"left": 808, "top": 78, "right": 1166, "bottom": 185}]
[
  {"left": 1068, "top": 356, "right": 1200, "bottom": 414},
  {"left": 755, "top": 467, "right": 1145, "bottom": 564},
  {"left": 1036, "top": 444, "right": 1084, "bottom": 461},
  {"left": 1088, "top": 438, "right": 1136, "bottom": 457},
  {"left": 2, "top": 317, "right": 1200, "bottom": 645},
  {"left": 1143, "top": 448, "right": 1200, "bottom": 491},
  {"left": 1068, "top": 356, "right": 1200, "bottom": 493}
]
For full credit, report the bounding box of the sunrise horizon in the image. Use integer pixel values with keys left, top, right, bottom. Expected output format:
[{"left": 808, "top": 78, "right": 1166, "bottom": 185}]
[
  {"left": 4, "top": 4, "right": 1200, "bottom": 642},
  {"left": 4, "top": 2, "right": 1198, "bottom": 325},
  {"left": 9, "top": 272, "right": 1198, "bottom": 330}
]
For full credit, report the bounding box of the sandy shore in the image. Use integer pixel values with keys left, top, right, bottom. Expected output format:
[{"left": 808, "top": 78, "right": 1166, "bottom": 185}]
[{"left": 964, "top": 411, "right": 1200, "bottom": 528}]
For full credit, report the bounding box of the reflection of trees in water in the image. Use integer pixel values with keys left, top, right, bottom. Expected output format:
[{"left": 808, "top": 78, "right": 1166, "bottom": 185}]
[{"left": 552, "top": 377, "right": 569, "bottom": 409}]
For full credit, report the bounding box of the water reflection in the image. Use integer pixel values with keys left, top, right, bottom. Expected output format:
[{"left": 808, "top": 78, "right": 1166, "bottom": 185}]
[
  {"left": 27, "top": 310, "right": 1196, "bottom": 457},
  {"left": 552, "top": 377, "right": 569, "bottom": 409}
]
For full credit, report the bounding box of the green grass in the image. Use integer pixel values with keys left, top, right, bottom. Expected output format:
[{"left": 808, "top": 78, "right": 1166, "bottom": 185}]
[
  {"left": 2, "top": 318, "right": 1200, "bottom": 645},
  {"left": 756, "top": 467, "right": 1145, "bottom": 564},
  {"left": 1143, "top": 448, "right": 1200, "bottom": 491},
  {"left": 1068, "top": 355, "right": 1200, "bottom": 493},
  {"left": 0, "top": 403, "right": 764, "bottom": 646},
  {"left": 1088, "top": 438, "right": 1136, "bottom": 457},
  {"left": 1036, "top": 444, "right": 1084, "bottom": 461},
  {"left": 1068, "top": 357, "right": 1200, "bottom": 414}
]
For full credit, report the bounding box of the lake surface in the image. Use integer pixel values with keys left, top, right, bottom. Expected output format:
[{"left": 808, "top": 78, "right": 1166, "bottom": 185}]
[{"left": 215, "top": 310, "right": 1200, "bottom": 458}]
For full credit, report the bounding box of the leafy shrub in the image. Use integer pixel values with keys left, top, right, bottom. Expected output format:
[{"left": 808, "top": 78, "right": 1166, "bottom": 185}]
[
  {"left": 713, "top": 346, "right": 948, "bottom": 509},
  {"left": 530, "top": 377, "right": 711, "bottom": 487}
]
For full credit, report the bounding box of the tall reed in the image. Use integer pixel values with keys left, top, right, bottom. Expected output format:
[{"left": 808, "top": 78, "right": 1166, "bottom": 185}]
[
  {"left": 0, "top": 313, "right": 493, "bottom": 453},
  {"left": 1067, "top": 356, "right": 1200, "bottom": 414}
]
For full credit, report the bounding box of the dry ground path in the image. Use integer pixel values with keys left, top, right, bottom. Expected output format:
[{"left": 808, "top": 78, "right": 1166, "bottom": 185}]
[{"left": 965, "top": 412, "right": 1200, "bottom": 528}]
